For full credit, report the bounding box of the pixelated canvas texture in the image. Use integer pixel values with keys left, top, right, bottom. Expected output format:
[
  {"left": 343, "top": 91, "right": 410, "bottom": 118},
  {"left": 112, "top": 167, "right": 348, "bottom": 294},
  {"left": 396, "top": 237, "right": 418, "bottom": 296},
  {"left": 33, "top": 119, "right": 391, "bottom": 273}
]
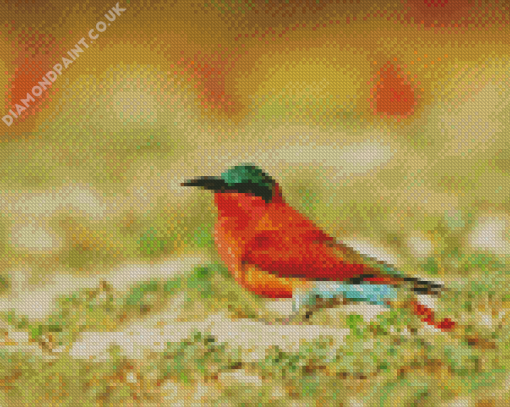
[{"left": 0, "top": 0, "right": 509, "bottom": 405}]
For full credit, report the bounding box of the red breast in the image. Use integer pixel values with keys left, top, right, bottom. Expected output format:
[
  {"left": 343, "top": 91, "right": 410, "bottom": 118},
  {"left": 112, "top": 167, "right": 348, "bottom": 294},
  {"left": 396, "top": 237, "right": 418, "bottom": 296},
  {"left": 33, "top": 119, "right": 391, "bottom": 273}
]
[{"left": 213, "top": 189, "right": 306, "bottom": 297}]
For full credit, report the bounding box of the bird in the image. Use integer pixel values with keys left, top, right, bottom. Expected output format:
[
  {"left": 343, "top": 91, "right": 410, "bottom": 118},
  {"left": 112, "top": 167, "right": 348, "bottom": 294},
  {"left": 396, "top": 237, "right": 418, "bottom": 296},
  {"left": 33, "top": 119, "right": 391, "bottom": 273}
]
[{"left": 181, "top": 164, "right": 494, "bottom": 347}]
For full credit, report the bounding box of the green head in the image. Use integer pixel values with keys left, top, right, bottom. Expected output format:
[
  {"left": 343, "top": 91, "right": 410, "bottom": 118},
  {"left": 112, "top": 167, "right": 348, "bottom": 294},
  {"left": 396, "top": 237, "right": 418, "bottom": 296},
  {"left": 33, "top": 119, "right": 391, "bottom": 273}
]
[{"left": 181, "top": 164, "right": 277, "bottom": 203}]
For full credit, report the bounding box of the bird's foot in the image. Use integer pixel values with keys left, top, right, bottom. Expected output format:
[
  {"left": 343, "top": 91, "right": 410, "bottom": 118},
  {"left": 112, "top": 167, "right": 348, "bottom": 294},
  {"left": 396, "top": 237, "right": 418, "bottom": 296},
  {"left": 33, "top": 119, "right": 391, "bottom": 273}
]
[
  {"left": 285, "top": 296, "right": 347, "bottom": 325},
  {"left": 260, "top": 296, "right": 348, "bottom": 325}
]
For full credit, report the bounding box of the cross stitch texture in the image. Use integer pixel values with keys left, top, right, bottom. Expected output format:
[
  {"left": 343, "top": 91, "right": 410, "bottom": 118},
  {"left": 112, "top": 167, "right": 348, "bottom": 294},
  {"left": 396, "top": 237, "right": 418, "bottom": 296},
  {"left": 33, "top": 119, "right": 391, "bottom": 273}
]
[{"left": 0, "top": 0, "right": 510, "bottom": 405}]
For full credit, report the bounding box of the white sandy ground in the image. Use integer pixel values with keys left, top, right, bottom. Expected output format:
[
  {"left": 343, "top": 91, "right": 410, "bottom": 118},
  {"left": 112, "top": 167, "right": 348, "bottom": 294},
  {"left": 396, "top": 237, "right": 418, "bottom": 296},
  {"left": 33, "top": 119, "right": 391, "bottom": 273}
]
[
  {"left": 66, "top": 291, "right": 446, "bottom": 363},
  {"left": 68, "top": 311, "right": 351, "bottom": 361},
  {"left": 0, "top": 262, "right": 506, "bottom": 406},
  {"left": 0, "top": 255, "right": 208, "bottom": 320}
]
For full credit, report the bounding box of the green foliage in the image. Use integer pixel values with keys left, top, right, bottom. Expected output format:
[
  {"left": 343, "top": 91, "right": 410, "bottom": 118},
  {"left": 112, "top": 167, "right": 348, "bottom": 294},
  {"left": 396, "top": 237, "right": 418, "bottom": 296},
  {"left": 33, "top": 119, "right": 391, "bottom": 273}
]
[
  {"left": 0, "top": 275, "right": 8, "bottom": 293},
  {"left": 460, "top": 251, "right": 505, "bottom": 273},
  {"left": 370, "top": 378, "right": 430, "bottom": 407},
  {"left": 164, "top": 278, "right": 182, "bottom": 294},
  {"left": 187, "top": 268, "right": 212, "bottom": 297},
  {"left": 192, "top": 223, "right": 215, "bottom": 248},
  {"left": 160, "top": 332, "right": 242, "bottom": 383},
  {"left": 259, "top": 346, "right": 305, "bottom": 380},
  {"left": 138, "top": 226, "right": 168, "bottom": 257},
  {"left": 420, "top": 256, "right": 440, "bottom": 274},
  {"left": 125, "top": 280, "right": 159, "bottom": 306},
  {"left": 346, "top": 314, "right": 365, "bottom": 338}
]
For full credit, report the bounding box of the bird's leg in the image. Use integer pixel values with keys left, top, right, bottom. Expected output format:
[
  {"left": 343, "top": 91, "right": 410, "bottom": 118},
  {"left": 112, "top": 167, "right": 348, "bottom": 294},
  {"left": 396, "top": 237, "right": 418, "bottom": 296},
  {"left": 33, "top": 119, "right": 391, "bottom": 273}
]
[
  {"left": 264, "top": 280, "right": 394, "bottom": 326},
  {"left": 278, "top": 291, "right": 347, "bottom": 325},
  {"left": 301, "top": 296, "right": 346, "bottom": 322},
  {"left": 260, "top": 289, "right": 347, "bottom": 325},
  {"left": 281, "top": 281, "right": 375, "bottom": 325}
]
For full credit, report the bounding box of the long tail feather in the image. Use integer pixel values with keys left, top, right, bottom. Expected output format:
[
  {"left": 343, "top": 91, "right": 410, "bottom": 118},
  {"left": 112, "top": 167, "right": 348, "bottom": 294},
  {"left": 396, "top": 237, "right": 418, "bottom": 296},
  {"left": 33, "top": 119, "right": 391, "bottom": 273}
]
[
  {"left": 327, "top": 241, "right": 445, "bottom": 296},
  {"left": 347, "top": 274, "right": 444, "bottom": 296}
]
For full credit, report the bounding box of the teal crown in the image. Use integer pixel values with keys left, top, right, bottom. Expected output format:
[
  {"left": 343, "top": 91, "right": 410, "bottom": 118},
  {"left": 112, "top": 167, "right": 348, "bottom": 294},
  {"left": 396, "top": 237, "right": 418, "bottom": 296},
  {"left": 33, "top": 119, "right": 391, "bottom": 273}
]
[
  {"left": 221, "top": 164, "right": 274, "bottom": 189},
  {"left": 220, "top": 164, "right": 275, "bottom": 202}
]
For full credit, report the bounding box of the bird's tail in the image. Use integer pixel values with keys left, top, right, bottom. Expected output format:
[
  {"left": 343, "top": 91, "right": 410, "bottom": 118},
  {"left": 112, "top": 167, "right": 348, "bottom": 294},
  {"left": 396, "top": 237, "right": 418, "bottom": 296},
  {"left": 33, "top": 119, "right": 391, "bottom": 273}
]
[
  {"left": 338, "top": 247, "right": 446, "bottom": 296},
  {"left": 347, "top": 274, "right": 444, "bottom": 296}
]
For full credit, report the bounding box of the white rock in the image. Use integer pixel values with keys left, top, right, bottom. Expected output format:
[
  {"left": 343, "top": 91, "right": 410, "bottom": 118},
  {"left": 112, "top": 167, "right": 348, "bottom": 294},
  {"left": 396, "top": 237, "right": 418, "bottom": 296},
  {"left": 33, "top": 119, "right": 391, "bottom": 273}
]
[
  {"left": 125, "top": 372, "right": 137, "bottom": 384},
  {"left": 263, "top": 298, "right": 294, "bottom": 316},
  {"left": 270, "top": 384, "right": 286, "bottom": 399},
  {"left": 441, "top": 397, "right": 473, "bottom": 407},
  {"left": 469, "top": 216, "right": 510, "bottom": 256},
  {"left": 416, "top": 295, "right": 437, "bottom": 310},
  {"left": 475, "top": 311, "right": 494, "bottom": 327},
  {"left": 407, "top": 234, "right": 433, "bottom": 258},
  {"left": 161, "top": 381, "right": 188, "bottom": 406},
  {"left": 6, "top": 329, "right": 29, "bottom": 345},
  {"left": 10, "top": 222, "right": 63, "bottom": 253},
  {"left": 193, "top": 382, "right": 221, "bottom": 402},
  {"left": 219, "top": 370, "right": 263, "bottom": 387},
  {"left": 0, "top": 273, "right": 97, "bottom": 320},
  {"left": 69, "top": 317, "right": 206, "bottom": 360},
  {"left": 340, "top": 304, "right": 388, "bottom": 322}
]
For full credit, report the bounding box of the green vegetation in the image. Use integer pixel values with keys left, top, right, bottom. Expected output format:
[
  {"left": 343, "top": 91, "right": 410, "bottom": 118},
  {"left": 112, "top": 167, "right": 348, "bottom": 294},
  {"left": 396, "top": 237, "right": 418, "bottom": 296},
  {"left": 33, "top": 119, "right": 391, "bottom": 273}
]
[{"left": 0, "top": 255, "right": 507, "bottom": 406}]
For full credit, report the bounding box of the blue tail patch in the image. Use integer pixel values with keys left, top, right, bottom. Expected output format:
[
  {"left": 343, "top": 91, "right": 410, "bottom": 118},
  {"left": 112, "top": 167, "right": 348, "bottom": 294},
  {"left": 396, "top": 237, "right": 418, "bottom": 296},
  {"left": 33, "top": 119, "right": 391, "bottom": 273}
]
[{"left": 293, "top": 281, "right": 398, "bottom": 313}]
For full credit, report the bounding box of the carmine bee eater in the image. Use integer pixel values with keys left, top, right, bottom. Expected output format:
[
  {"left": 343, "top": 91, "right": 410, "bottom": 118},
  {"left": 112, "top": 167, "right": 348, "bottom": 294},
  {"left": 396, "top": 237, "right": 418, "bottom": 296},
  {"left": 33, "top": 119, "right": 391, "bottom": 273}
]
[{"left": 182, "top": 164, "right": 494, "bottom": 348}]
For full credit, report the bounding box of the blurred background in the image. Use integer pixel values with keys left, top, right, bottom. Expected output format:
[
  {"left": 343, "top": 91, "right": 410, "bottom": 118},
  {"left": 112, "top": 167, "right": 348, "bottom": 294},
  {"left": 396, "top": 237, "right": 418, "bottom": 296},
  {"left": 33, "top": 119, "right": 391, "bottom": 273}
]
[{"left": 0, "top": 0, "right": 510, "bottom": 406}]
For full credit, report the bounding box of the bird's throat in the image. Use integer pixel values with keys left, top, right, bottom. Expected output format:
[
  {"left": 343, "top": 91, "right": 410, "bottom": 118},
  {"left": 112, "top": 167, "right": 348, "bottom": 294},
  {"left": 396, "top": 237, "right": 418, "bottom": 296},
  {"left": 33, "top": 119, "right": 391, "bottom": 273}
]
[{"left": 214, "top": 192, "right": 267, "bottom": 224}]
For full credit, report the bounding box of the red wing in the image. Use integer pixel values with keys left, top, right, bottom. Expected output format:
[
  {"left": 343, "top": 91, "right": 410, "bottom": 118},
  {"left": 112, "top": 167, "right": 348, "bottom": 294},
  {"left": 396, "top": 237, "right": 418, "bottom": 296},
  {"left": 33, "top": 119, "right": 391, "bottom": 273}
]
[{"left": 242, "top": 204, "right": 370, "bottom": 281}]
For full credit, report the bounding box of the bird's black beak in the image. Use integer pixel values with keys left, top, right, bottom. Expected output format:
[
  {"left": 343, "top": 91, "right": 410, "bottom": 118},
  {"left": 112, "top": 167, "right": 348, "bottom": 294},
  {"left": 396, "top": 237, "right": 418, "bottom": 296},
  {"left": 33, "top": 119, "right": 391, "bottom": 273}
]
[{"left": 181, "top": 176, "right": 229, "bottom": 192}]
